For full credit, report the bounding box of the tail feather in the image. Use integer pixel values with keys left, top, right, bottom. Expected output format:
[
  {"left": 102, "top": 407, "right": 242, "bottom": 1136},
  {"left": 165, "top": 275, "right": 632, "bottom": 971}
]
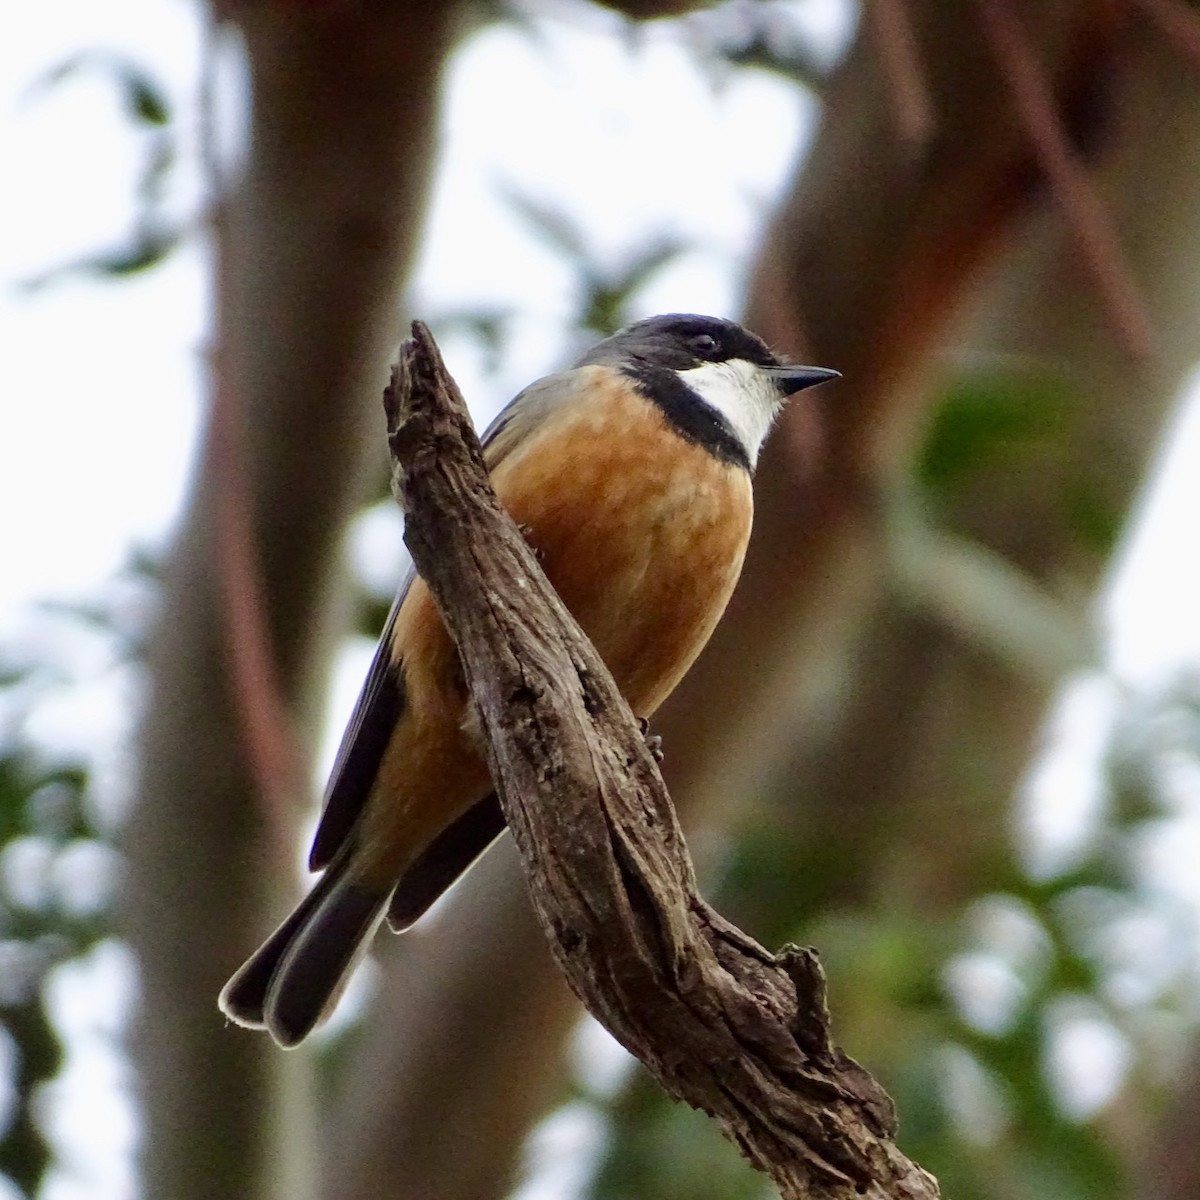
[
  {"left": 386, "top": 793, "right": 507, "bottom": 932},
  {"left": 218, "top": 870, "right": 332, "bottom": 1030},
  {"left": 219, "top": 853, "right": 387, "bottom": 1048}
]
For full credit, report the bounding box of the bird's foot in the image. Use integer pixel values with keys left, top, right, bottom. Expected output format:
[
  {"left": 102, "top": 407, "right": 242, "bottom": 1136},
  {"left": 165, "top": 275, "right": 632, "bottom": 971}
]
[{"left": 638, "top": 718, "right": 664, "bottom": 763}]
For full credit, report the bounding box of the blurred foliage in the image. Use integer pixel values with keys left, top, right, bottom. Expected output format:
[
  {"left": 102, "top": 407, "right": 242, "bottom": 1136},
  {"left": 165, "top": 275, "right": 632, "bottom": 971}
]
[
  {"left": 916, "top": 367, "right": 1122, "bottom": 559},
  {"left": 3, "top": 42, "right": 173, "bottom": 1189},
  {"left": 499, "top": 185, "right": 691, "bottom": 337},
  {"left": 36, "top": 546, "right": 161, "bottom": 664},
  {"left": 19, "top": 52, "right": 181, "bottom": 291},
  {"left": 0, "top": 552, "right": 155, "bottom": 1197},
  {"left": 496, "top": 0, "right": 830, "bottom": 90},
  {"left": 430, "top": 308, "right": 518, "bottom": 376},
  {"left": 354, "top": 589, "right": 398, "bottom": 650},
  {"left": 588, "top": 1074, "right": 771, "bottom": 1200},
  {"left": 683, "top": 0, "right": 831, "bottom": 91},
  {"left": 0, "top": 730, "right": 109, "bottom": 1197},
  {"left": 916, "top": 369, "right": 1072, "bottom": 505},
  {"left": 29, "top": 52, "right": 172, "bottom": 127}
]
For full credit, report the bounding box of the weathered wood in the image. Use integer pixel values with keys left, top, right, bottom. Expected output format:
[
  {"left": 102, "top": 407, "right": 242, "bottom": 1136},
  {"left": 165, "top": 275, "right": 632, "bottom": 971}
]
[{"left": 384, "top": 320, "right": 939, "bottom": 1200}]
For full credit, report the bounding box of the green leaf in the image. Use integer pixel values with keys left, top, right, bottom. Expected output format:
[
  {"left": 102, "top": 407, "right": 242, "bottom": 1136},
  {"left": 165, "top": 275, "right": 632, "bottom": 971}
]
[
  {"left": 25, "top": 52, "right": 171, "bottom": 127},
  {"left": 917, "top": 369, "right": 1072, "bottom": 504}
]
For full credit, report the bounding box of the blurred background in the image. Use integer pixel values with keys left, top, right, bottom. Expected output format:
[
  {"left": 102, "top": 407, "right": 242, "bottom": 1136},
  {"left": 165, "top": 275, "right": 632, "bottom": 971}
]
[{"left": 4, "top": 1, "right": 1200, "bottom": 1197}]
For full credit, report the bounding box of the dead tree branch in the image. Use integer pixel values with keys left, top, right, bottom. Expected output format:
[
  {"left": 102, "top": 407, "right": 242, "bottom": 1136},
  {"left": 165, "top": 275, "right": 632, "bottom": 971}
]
[{"left": 382, "top": 321, "right": 939, "bottom": 1200}]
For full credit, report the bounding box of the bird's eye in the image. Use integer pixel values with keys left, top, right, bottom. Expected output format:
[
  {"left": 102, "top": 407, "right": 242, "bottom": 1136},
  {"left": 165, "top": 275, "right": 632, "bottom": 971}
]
[{"left": 689, "top": 333, "right": 720, "bottom": 358}]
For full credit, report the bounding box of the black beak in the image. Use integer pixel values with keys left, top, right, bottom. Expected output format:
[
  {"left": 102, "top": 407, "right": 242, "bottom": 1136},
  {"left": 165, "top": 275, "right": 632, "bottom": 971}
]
[{"left": 763, "top": 364, "right": 841, "bottom": 396}]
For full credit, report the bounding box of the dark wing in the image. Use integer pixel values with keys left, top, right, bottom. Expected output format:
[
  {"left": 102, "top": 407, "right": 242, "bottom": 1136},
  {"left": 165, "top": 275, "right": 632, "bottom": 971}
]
[
  {"left": 307, "top": 367, "right": 592, "bottom": 876},
  {"left": 308, "top": 592, "right": 408, "bottom": 870}
]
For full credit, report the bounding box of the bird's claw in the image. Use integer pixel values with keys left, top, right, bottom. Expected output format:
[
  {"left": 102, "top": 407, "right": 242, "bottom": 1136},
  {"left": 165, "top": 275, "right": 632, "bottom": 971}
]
[{"left": 637, "top": 718, "right": 664, "bottom": 762}]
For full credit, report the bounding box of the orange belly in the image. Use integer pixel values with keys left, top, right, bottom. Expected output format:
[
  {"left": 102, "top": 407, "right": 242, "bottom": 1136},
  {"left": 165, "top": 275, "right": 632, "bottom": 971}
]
[{"left": 356, "top": 382, "right": 752, "bottom": 885}]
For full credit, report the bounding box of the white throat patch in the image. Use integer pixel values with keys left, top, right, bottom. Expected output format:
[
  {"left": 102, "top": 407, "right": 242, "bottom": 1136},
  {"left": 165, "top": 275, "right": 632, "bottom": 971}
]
[{"left": 674, "top": 359, "right": 784, "bottom": 468}]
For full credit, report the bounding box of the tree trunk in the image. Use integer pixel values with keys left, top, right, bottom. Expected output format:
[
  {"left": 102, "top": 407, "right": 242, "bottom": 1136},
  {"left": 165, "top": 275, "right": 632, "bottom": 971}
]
[{"left": 122, "top": 4, "right": 459, "bottom": 1197}]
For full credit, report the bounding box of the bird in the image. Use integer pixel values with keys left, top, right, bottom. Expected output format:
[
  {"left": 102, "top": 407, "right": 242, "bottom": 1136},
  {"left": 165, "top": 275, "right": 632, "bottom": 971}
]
[{"left": 219, "top": 313, "right": 838, "bottom": 1046}]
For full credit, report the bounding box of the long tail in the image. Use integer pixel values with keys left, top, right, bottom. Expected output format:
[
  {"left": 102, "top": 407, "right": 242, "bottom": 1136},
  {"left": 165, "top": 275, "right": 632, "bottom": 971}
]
[
  {"left": 219, "top": 851, "right": 388, "bottom": 1048},
  {"left": 385, "top": 793, "right": 507, "bottom": 932}
]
